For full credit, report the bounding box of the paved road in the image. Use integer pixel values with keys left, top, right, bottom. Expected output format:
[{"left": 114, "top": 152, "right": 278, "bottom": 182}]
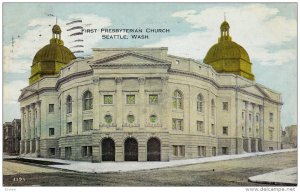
[{"left": 3, "top": 151, "right": 297, "bottom": 186}]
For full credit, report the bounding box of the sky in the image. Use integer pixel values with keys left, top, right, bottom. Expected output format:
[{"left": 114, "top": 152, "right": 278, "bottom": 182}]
[{"left": 2, "top": 2, "right": 298, "bottom": 128}]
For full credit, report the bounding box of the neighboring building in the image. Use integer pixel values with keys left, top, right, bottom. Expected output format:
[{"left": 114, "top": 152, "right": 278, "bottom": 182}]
[
  {"left": 281, "top": 125, "right": 297, "bottom": 149},
  {"left": 18, "top": 21, "right": 282, "bottom": 161},
  {"left": 3, "top": 119, "right": 21, "bottom": 155}
]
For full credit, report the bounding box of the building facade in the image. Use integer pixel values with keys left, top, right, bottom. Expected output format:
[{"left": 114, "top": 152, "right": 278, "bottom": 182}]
[
  {"left": 19, "top": 21, "right": 282, "bottom": 161},
  {"left": 281, "top": 125, "right": 297, "bottom": 149},
  {"left": 3, "top": 119, "right": 21, "bottom": 155}
]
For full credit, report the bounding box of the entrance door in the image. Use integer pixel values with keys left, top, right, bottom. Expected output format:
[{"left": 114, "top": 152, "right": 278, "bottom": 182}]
[
  {"left": 124, "top": 138, "right": 138, "bottom": 161},
  {"left": 147, "top": 138, "right": 161, "bottom": 161},
  {"left": 102, "top": 138, "right": 115, "bottom": 161}
]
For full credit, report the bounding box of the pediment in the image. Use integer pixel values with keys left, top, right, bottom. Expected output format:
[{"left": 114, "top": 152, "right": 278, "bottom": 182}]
[
  {"left": 18, "top": 88, "right": 38, "bottom": 101},
  {"left": 90, "top": 51, "right": 171, "bottom": 67},
  {"left": 241, "top": 84, "right": 270, "bottom": 98}
]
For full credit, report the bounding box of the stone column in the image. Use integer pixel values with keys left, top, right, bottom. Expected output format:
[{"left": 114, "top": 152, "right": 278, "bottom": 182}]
[
  {"left": 30, "top": 103, "right": 36, "bottom": 153},
  {"left": 93, "top": 77, "right": 100, "bottom": 130},
  {"left": 25, "top": 105, "right": 30, "bottom": 154},
  {"left": 161, "top": 76, "right": 169, "bottom": 130},
  {"left": 35, "top": 101, "right": 41, "bottom": 156},
  {"left": 20, "top": 107, "right": 25, "bottom": 154},
  {"left": 138, "top": 77, "right": 145, "bottom": 129},
  {"left": 244, "top": 101, "right": 249, "bottom": 152},
  {"left": 115, "top": 77, "right": 123, "bottom": 130}
]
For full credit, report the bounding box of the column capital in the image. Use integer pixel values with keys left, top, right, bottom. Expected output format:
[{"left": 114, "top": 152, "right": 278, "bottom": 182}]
[
  {"left": 138, "top": 77, "right": 146, "bottom": 85},
  {"left": 161, "top": 76, "right": 169, "bottom": 85},
  {"left": 30, "top": 103, "right": 35, "bottom": 109},
  {"left": 26, "top": 105, "right": 30, "bottom": 110},
  {"left": 92, "top": 77, "right": 100, "bottom": 84},
  {"left": 115, "top": 77, "right": 123, "bottom": 84},
  {"left": 36, "top": 100, "right": 41, "bottom": 106}
]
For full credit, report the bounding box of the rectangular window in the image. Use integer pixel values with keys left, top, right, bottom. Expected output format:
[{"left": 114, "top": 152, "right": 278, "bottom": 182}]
[
  {"left": 49, "top": 104, "right": 54, "bottom": 112},
  {"left": 65, "top": 147, "right": 72, "bottom": 159},
  {"left": 149, "top": 94, "right": 158, "bottom": 105},
  {"left": 49, "top": 128, "right": 55, "bottom": 136},
  {"left": 179, "top": 146, "right": 185, "bottom": 156},
  {"left": 222, "top": 147, "right": 229, "bottom": 155},
  {"left": 172, "top": 145, "right": 185, "bottom": 157},
  {"left": 48, "top": 148, "right": 56, "bottom": 156},
  {"left": 249, "top": 114, "right": 252, "bottom": 121},
  {"left": 256, "top": 114, "right": 259, "bottom": 122},
  {"left": 223, "top": 126, "right": 228, "bottom": 135},
  {"left": 173, "top": 146, "right": 178, "bottom": 156},
  {"left": 269, "top": 129, "right": 273, "bottom": 141},
  {"left": 83, "top": 119, "right": 93, "bottom": 131},
  {"left": 126, "top": 95, "right": 135, "bottom": 104},
  {"left": 223, "top": 102, "right": 228, "bottom": 111},
  {"left": 198, "top": 146, "right": 206, "bottom": 157},
  {"left": 197, "top": 121, "right": 204, "bottom": 132},
  {"left": 172, "top": 118, "right": 183, "bottom": 130},
  {"left": 82, "top": 146, "right": 93, "bottom": 157},
  {"left": 66, "top": 122, "right": 72, "bottom": 134},
  {"left": 104, "top": 95, "right": 113, "bottom": 105},
  {"left": 269, "top": 113, "right": 273, "bottom": 122},
  {"left": 212, "top": 147, "right": 216, "bottom": 156},
  {"left": 242, "top": 112, "right": 244, "bottom": 120},
  {"left": 211, "top": 124, "right": 215, "bottom": 135}
]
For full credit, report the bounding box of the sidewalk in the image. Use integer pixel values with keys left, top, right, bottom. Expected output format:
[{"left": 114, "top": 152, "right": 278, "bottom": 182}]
[
  {"left": 248, "top": 167, "right": 297, "bottom": 186},
  {"left": 5, "top": 148, "right": 296, "bottom": 174}
]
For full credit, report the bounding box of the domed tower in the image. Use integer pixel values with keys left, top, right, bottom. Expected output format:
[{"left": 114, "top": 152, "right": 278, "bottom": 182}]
[
  {"left": 29, "top": 24, "right": 76, "bottom": 85},
  {"left": 203, "top": 20, "right": 255, "bottom": 81}
]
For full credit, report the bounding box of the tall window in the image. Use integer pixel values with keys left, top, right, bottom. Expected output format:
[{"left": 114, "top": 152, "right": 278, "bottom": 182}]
[
  {"left": 211, "top": 124, "right": 215, "bottom": 135},
  {"left": 83, "top": 119, "right": 93, "bottom": 131},
  {"left": 269, "top": 113, "right": 273, "bottom": 122},
  {"left": 49, "top": 104, "right": 54, "bottom": 112},
  {"left": 83, "top": 91, "right": 93, "bottom": 110},
  {"left": 223, "top": 126, "right": 228, "bottom": 135},
  {"left": 197, "top": 121, "right": 204, "bottom": 132},
  {"left": 66, "top": 95, "right": 72, "bottom": 114},
  {"left": 211, "top": 99, "right": 215, "bottom": 116},
  {"left": 49, "top": 128, "right": 55, "bottom": 136},
  {"left": 173, "top": 90, "right": 183, "bottom": 109},
  {"left": 197, "top": 94, "right": 203, "bottom": 112},
  {"left": 66, "top": 122, "right": 72, "bottom": 134},
  {"left": 223, "top": 102, "right": 228, "bottom": 111},
  {"left": 172, "top": 118, "right": 183, "bottom": 130},
  {"left": 198, "top": 146, "right": 206, "bottom": 157}
]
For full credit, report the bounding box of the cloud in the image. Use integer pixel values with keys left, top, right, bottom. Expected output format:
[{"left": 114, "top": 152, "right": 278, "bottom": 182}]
[
  {"left": 3, "top": 14, "right": 113, "bottom": 73},
  {"left": 3, "top": 80, "right": 28, "bottom": 104},
  {"left": 145, "top": 4, "right": 297, "bottom": 65}
]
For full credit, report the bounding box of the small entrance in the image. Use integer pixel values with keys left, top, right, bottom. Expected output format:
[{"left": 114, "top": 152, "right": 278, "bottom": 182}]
[
  {"left": 251, "top": 138, "right": 256, "bottom": 152},
  {"left": 124, "top": 138, "right": 138, "bottom": 161},
  {"left": 147, "top": 138, "right": 161, "bottom": 161},
  {"left": 101, "top": 138, "right": 115, "bottom": 161}
]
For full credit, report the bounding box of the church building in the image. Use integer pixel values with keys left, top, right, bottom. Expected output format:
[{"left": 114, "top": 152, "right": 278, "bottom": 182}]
[{"left": 18, "top": 21, "right": 282, "bottom": 161}]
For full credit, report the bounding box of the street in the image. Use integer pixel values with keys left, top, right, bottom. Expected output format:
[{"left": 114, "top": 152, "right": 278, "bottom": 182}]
[{"left": 3, "top": 151, "right": 297, "bottom": 186}]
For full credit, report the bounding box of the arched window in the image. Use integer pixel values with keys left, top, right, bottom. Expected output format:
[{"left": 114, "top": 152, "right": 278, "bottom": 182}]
[
  {"left": 66, "top": 95, "right": 72, "bottom": 114},
  {"left": 197, "top": 94, "right": 203, "bottom": 112},
  {"left": 83, "top": 91, "right": 93, "bottom": 110},
  {"left": 211, "top": 99, "right": 215, "bottom": 116},
  {"left": 173, "top": 90, "right": 183, "bottom": 109}
]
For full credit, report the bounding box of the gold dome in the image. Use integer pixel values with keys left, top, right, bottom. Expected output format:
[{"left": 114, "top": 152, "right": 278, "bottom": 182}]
[
  {"left": 32, "top": 43, "right": 76, "bottom": 65},
  {"left": 29, "top": 24, "right": 76, "bottom": 85},
  {"left": 203, "top": 20, "right": 255, "bottom": 81},
  {"left": 204, "top": 40, "right": 250, "bottom": 64}
]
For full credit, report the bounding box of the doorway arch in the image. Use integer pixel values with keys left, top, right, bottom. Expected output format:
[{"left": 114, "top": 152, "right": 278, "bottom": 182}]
[
  {"left": 124, "top": 137, "right": 138, "bottom": 161},
  {"left": 147, "top": 137, "right": 161, "bottom": 161},
  {"left": 101, "top": 138, "right": 115, "bottom": 161}
]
